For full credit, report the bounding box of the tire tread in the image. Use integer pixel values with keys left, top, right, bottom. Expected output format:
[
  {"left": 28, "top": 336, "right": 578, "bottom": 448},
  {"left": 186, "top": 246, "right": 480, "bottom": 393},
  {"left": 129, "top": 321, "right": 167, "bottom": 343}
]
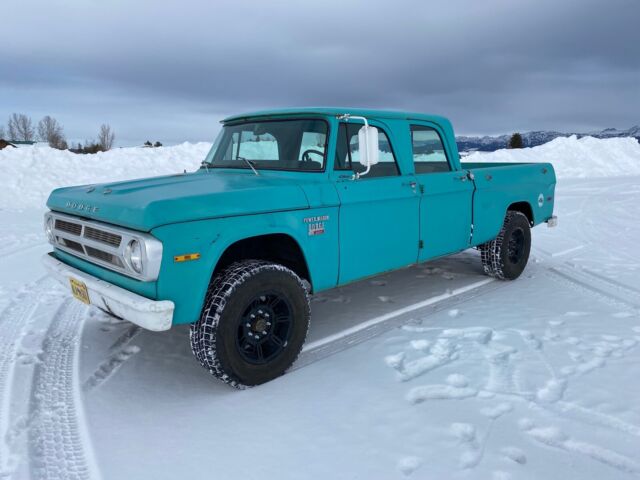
[
  {"left": 479, "top": 211, "right": 530, "bottom": 280},
  {"left": 190, "top": 260, "right": 310, "bottom": 389}
]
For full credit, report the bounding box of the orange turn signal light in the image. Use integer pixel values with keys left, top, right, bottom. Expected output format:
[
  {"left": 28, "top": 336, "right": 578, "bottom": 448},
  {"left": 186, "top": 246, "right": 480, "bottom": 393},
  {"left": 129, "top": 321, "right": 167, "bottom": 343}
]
[{"left": 174, "top": 253, "right": 201, "bottom": 263}]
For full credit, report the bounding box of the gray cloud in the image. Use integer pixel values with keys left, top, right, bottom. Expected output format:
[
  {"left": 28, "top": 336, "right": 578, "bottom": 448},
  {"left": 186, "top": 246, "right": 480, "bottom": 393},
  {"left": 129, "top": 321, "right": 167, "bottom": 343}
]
[{"left": 1, "top": 0, "right": 638, "bottom": 144}]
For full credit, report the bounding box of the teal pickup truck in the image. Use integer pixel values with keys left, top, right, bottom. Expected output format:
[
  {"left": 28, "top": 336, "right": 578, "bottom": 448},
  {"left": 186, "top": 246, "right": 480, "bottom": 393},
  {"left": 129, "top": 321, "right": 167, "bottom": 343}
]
[{"left": 43, "top": 108, "right": 557, "bottom": 388}]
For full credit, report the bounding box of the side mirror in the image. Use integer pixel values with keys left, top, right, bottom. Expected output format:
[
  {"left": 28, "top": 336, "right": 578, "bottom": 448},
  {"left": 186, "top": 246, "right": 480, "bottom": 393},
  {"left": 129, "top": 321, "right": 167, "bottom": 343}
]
[{"left": 356, "top": 125, "right": 379, "bottom": 177}]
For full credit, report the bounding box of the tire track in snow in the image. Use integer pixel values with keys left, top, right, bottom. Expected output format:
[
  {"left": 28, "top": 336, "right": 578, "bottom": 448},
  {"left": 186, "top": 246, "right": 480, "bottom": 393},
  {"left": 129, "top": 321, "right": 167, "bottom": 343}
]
[
  {"left": 294, "top": 278, "right": 506, "bottom": 370},
  {"left": 568, "top": 264, "right": 640, "bottom": 297},
  {"left": 0, "top": 241, "right": 47, "bottom": 260},
  {"left": 573, "top": 185, "right": 640, "bottom": 268},
  {"left": 534, "top": 248, "right": 640, "bottom": 310},
  {"left": 0, "top": 276, "right": 50, "bottom": 477},
  {"left": 545, "top": 267, "right": 640, "bottom": 311},
  {"left": 28, "top": 299, "right": 102, "bottom": 480},
  {"left": 83, "top": 328, "right": 142, "bottom": 394},
  {"left": 82, "top": 324, "right": 143, "bottom": 393},
  {"left": 521, "top": 421, "right": 640, "bottom": 474}
]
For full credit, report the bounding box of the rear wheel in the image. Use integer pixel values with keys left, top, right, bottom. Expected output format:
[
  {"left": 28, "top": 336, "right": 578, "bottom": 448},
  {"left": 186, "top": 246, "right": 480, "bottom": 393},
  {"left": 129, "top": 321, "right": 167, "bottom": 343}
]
[
  {"left": 479, "top": 211, "right": 531, "bottom": 280},
  {"left": 190, "top": 260, "right": 310, "bottom": 388}
]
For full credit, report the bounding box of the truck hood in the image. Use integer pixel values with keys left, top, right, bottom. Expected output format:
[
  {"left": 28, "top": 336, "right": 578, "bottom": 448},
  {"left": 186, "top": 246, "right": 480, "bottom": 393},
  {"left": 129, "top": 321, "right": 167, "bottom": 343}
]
[{"left": 46, "top": 171, "right": 310, "bottom": 231}]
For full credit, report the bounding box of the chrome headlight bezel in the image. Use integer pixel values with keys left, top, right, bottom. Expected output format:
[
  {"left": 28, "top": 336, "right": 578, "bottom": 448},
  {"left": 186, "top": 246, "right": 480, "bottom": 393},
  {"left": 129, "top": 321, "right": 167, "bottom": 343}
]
[
  {"left": 44, "top": 215, "right": 55, "bottom": 243},
  {"left": 124, "top": 239, "right": 144, "bottom": 274}
]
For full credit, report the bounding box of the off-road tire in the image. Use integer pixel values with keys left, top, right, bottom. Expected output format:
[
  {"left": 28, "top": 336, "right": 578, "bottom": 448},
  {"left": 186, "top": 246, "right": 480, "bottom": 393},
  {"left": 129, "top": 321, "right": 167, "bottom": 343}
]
[
  {"left": 190, "top": 260, "right": 310, "bottom": 388},
  {"left": 479, "top": 211, "right": 531, "bottom": 280}
]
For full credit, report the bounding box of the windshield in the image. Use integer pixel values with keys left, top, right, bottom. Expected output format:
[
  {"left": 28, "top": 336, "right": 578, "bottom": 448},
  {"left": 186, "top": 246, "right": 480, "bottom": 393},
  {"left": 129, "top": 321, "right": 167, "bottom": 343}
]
[{"left": 203, "top": 119, "right": 328, "bottom": 172}]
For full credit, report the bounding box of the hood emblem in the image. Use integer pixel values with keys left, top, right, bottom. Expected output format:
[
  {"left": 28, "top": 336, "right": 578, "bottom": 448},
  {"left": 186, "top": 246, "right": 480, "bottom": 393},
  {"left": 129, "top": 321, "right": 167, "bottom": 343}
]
[
  {"left": 103, "top": 188, "right": 113, "bottom": 195},
  {"left": 86, "top": 186, "right": 95, "bottom": 193},
  {"left": 65, "top": 201, "right": 99, "bottom": 213}
]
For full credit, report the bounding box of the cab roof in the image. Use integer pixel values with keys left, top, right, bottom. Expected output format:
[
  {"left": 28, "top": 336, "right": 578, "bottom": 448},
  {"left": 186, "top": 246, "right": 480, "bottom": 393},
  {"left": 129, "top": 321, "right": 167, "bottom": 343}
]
[{"left": 222, "top": 107, "right": 450, "bottom": 125}]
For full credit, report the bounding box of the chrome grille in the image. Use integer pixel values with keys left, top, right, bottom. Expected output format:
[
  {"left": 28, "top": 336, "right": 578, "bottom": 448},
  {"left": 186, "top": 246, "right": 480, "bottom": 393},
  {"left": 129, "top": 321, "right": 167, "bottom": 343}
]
[
  {"left": 57, "top": 237, "right": 84, "bottom": 253},
  {"left": 55, "top": 219, "right": 82, "bottom": 236},
  {"left": 45, "top": 211, "right": 163, "bottom": 281},
  {"left": 85, "top": 246, "right": 125, "bottom": 267},
  {"left": 84, "top": 226, "right": 122, "bottom": 247}
]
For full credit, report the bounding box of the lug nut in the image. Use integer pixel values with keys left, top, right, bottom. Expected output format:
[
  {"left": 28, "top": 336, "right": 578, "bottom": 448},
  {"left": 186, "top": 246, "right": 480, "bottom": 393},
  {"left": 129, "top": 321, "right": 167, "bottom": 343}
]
[
  {"left": 245, "top": 323, "right": 251, "bottom": 327},
  {"left": 265, "top": 313, "right": 270, "bottom": 318},
  {"left": 266, "top": 321, "right": 271, "bottom": 326},
  {"left": 248, "top": 332, "right": 253, "bottom": 337},
  {"left": 250, "top": 314, "right": 256, "bottom": 319},
  {"left": 262, "top": 330, "right": 267, "bottom": 335}
]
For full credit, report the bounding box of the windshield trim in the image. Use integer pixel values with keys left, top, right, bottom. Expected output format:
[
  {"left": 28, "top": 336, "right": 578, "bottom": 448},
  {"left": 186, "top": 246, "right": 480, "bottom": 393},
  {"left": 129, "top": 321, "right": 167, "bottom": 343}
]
[{"left": 201, "top": 117, "right": 330, "bottom": 174}]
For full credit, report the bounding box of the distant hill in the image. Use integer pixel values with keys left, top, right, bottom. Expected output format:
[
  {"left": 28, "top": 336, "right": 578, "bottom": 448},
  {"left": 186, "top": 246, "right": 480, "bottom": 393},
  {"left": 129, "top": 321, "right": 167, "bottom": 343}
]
[{"left": 456, "top": 126, "right": 640, "bottom": 152}]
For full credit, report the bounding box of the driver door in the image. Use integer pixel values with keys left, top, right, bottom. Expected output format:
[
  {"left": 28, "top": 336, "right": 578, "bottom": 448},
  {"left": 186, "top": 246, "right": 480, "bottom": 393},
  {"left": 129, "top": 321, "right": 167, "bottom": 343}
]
[{"left": 334, "top": 122, "right": 420, "bottom": 284}]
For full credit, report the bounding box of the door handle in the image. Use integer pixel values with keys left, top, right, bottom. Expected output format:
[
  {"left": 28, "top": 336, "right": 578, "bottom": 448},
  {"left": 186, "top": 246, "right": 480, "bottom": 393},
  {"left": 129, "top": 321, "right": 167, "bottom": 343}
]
[
  {"left": 402, "top": 181, "right": 417, "bottom": 190},
  {"left": 454, "top": 175, "right": 468, "bottom": 182}
]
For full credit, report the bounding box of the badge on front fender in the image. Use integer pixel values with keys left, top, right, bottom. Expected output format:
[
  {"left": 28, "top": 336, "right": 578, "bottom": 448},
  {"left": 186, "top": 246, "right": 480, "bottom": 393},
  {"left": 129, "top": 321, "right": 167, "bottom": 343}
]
[{"left": 303, "top": 215, "right": 329, "bottom": 236}]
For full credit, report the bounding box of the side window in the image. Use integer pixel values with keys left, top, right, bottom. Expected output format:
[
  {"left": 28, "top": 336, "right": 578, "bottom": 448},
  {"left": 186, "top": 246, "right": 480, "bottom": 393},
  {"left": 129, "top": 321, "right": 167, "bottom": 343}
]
[
  {"left": 334, "top": 124, "right": 351, "bottom": 170},
  {"left": 411, "top": 126, "right": 450, "bottom": 173},
  {"left": 334, "top": 123, "right": 400, "bottom": 178}
]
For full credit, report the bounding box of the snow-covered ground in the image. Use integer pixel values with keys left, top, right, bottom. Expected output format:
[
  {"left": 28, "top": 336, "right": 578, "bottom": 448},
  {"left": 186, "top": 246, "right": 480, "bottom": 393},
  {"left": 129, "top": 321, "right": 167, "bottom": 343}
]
[{"left": 0, "top": 139, "right": 639, "bottom": 480}]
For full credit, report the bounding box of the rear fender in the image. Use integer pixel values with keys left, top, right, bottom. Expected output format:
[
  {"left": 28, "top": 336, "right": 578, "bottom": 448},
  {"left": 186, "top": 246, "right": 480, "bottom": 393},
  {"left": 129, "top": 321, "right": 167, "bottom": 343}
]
[{"left": 470, "top": 163, "right": 556, "bottom": 245}]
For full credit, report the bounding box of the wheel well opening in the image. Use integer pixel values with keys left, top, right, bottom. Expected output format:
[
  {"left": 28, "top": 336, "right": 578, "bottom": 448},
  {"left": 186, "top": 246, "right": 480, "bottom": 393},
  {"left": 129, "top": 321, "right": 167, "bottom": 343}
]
[
  {"left": 508, "top": 202, "right": 534, "bottom": 225},
  {"left": 213, "top": 234, "right": 312, "bottom": 289}
]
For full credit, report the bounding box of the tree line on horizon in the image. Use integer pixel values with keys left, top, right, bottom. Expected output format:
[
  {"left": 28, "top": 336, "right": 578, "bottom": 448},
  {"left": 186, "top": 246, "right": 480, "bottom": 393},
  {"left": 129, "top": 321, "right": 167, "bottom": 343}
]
[
  {"left": 0, "top": 113, "right": 115, "bottom": 153},
  {"left": 3, "top": 112, "right": 526, "bottom": 152}
]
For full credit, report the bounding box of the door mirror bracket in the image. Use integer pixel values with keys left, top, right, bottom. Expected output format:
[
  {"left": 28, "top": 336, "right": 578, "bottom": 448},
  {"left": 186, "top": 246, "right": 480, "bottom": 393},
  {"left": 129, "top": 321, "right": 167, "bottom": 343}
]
[{"left": 336, "top": 114, "right": 379, "bottom": 179}]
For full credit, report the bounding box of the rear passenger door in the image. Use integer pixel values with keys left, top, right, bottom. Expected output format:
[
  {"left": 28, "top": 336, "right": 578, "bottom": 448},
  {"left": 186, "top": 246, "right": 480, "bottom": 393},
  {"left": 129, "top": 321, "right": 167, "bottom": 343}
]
[
  {"left": 334, "top": 122, "right": 420, "bottom": 284},
  {"left": 411, "top": 124, "right": 474, "bottom": 261}
]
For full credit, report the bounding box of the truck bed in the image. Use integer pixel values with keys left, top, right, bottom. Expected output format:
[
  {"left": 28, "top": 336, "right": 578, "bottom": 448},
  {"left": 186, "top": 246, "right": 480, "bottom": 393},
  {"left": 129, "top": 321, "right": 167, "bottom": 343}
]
[{"left": 461, "top": 161, "right": 557, "bottom": 246}]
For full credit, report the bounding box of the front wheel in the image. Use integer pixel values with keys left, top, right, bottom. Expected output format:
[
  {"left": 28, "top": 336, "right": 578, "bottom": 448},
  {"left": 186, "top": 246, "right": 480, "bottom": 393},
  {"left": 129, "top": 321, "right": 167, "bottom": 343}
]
[
  {"left": 479, "top": 211, "right": 531, "bottom": 280},
  {"left": 190, "top": 260, "right": 310, "bottom": 388}
]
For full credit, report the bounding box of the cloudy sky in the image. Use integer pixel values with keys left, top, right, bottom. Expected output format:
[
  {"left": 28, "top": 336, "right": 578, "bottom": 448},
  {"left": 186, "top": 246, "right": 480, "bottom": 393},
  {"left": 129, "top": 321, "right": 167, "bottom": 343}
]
[{"left": 1, "top": 0, "right": 638, "bottom": 145}]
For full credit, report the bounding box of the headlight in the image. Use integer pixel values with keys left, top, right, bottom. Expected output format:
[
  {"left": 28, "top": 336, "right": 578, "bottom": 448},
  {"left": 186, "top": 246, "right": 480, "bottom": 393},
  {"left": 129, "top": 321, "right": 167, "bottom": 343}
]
[
  {"left": 45, "top": 215, "right": 55, "bottom": 243},
  {"left": 125, "top": 239, "right": 144, "bottom": 273}
]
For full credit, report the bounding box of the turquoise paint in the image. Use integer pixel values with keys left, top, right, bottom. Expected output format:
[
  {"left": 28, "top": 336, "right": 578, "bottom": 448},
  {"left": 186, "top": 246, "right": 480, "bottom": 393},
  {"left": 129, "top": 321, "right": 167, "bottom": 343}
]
[
  {"left": 151, "top": 207, "right": 339, "bottom": 324},
  {"left": 46, "top": 109, "right": 556, "bottom": 326},
  {"left": 335, "top": 175, "right": 420, "bottom": 283},
  {"left": 464, "top": 162, "right": 556, "bottom": 245},
  {"left": 400, "top": 119, "right": 475, "bottom": 260},
  {"left": 329, "top": 117, "right": 421, "bottom": 283},
  {"left": 46, "top": 171, "right": 312, "bottom": 231}
]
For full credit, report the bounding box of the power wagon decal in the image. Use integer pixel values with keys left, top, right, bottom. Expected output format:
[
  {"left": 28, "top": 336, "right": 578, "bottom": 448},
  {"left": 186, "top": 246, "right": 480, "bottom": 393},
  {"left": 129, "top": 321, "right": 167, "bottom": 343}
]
[{"left": 303, "top": 215, "right": 329, "bottom": 236}]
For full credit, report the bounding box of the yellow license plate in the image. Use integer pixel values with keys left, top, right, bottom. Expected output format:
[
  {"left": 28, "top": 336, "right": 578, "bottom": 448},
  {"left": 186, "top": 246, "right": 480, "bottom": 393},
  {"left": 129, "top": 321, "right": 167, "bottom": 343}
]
[{"left": 69, "top": 278, "right": 91, "bottom": 305}]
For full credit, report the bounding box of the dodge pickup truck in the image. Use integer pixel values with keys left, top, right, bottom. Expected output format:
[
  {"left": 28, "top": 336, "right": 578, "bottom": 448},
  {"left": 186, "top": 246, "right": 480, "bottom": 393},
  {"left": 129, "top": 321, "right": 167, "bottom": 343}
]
[{"left": 42, "top": 108, "right": 557, "bottom": 388}]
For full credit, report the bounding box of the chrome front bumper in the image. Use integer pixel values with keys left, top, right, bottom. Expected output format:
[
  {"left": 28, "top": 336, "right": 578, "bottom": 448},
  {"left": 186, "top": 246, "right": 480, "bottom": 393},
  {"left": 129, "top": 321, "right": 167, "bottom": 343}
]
[
  {"left": 42, "top": 254, "right": 174, "bottom": 331},
  {"left": 546, "top": 215, "right": 558, "bottom": 228}
]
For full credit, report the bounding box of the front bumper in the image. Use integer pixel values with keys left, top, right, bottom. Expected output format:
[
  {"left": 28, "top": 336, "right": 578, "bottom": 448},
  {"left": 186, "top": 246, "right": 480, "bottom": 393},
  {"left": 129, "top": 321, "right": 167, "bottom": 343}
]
[{"left": 42, "top": 254, "right": 174, "bottom": 331}]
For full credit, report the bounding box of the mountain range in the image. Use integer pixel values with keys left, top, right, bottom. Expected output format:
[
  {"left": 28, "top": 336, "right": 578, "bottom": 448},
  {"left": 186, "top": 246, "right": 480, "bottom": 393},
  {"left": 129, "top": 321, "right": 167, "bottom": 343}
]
[{"left": 456, "top": 126, "right": 640, "bottom": 152}]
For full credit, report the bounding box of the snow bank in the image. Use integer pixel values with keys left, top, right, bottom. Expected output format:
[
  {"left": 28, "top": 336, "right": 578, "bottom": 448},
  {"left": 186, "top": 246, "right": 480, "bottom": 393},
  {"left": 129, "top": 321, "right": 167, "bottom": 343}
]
[
  {"left": 466, "top": 135, "right": 640, "bottom": 179},
  {"left": 0, "top": 142, "right": 211, "bottom": 211},
  {"left": 0, "top": 135, "right": 638, "bottom": 211}
]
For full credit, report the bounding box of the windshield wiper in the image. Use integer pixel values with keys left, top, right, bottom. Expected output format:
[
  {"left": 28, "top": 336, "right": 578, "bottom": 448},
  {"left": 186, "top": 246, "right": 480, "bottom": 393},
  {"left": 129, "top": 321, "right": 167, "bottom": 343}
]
[
  {"left": 200, "top": 160, "right": 210, "bottom": 172},
  {"left": 238, "top": 156, "right": 259, "bottom": 176}
]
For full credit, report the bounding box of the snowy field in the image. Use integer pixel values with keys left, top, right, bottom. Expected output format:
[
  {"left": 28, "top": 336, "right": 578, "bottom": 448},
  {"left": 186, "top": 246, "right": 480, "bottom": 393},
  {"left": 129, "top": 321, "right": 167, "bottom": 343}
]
[{"left": 0, "top": 137, "right": 639, "bottom": 480}]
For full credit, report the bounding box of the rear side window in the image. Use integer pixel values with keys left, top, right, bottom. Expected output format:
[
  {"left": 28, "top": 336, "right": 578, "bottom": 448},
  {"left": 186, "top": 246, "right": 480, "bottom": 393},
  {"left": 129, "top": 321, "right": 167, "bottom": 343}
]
[
  {"left": 335, "top": 124, "right": 400, "bottom": 178},
  {"left": 411, "top": 126, "right": 450, "bottom": 173}
]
